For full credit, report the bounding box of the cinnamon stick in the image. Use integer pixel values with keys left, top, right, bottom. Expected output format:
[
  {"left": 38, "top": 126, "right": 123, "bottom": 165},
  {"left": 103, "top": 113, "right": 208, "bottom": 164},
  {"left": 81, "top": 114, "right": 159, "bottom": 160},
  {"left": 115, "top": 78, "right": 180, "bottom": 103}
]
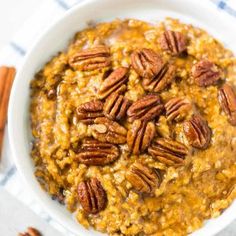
[{"left": 0, "top": 66, "right": 16, "bottom": 159}]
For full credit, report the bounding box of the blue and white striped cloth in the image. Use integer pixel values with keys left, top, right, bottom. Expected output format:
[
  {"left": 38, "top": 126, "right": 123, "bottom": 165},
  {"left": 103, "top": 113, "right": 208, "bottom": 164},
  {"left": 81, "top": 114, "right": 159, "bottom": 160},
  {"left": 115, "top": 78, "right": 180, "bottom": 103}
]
[
  {"left": 0, "top": 0, "right": 235, "bottom": 235},
  {"left": 211, "top": 0, "right": 236, "bottom": 16},
  {"left": 0, "top": 1, "right": 83, "bottom": 235}
]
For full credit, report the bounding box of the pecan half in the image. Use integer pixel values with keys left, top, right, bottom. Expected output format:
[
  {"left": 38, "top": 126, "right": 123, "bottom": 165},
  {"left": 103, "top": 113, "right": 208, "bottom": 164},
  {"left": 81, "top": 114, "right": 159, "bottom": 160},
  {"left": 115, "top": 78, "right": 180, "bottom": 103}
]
[
  {"left": 218, "top": 84, "right": 236, "bottom": 125},
  {"left": 142, "top": 63, "right": 176, "bottom": 93},
  {"left": 131, "top": 48, "right": 164, "bottom": 79},
  {"left": 127, "top": 94, "right": 164, "bottom": 122},
  {"left": 78, "top": 178, "right": 107, "bottom": 214},
  {"left": 183, "top": 114, "right": 211, "bottom": 149},
  {"left": 159, "top": 30, "right": 187, "bottom": 55},
  {"left": 103, "top": 92, "right": 131, "bottom": 121},
  {"left": 69, "top": 45, "right": 111, "bottom": 71},
  {"left": 165, "top": 97, "right": 191, "bottom": 122},
  {"left": 192, "top": 60, "right": 221, "bottom": 87},
  {"left": 91, "top": 117, "right": 127, "bottom": 144},
  {"left": 126, "top": 163, "right": 162, "bottom": 193},
  {"left": 76, "top": 100, "right": 104, "bottom": 124},
  {"left": 127, "top": 120, "right": 156, "bottom": 155},
  {"left": 98, "top": 67, "right": 129, "bottom": 99},
  {"left": 18, "top": 227, "right": 42, "bottom": 236},
  {"left": 76, "top": 138, "right": 119, "bottom": 165},
  {"left": 148, "top": 138, "right": 188, "bottom": 165}
]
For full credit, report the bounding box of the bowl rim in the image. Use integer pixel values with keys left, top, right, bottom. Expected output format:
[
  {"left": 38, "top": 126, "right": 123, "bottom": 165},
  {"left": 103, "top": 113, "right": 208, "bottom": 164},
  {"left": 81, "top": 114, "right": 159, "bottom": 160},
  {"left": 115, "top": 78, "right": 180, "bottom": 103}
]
[{"left": 8, "top": 0, "right": 236, "bottom": 235}]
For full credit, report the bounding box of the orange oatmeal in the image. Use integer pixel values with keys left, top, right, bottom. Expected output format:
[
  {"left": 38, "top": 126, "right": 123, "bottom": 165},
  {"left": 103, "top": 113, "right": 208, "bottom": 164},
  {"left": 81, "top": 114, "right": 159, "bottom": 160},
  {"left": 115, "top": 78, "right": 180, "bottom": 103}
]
[{"left": 30, "top": 18, "right": 236, "bottom": 235}]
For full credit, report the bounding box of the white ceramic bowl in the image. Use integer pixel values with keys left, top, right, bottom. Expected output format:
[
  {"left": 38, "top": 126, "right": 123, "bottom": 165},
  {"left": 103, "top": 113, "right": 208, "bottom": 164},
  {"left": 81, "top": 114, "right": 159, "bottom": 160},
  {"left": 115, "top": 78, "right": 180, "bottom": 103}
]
[{"left": 8, "top": 0, "right": 236, "bottom": 235}]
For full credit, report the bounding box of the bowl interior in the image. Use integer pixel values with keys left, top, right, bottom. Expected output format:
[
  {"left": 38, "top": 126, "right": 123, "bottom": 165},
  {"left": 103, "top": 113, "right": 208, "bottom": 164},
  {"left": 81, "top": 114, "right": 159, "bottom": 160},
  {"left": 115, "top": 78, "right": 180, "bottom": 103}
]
[{"left": 8, "top": 0, "right": 236, "bottom": 235}]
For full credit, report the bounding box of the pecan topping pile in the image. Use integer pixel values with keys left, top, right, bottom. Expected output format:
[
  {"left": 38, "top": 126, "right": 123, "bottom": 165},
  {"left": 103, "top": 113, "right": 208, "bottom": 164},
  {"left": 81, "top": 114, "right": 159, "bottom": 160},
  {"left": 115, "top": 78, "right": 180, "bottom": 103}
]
[{"left": 66, "top": 30, "right": 236, "bottom": 214}]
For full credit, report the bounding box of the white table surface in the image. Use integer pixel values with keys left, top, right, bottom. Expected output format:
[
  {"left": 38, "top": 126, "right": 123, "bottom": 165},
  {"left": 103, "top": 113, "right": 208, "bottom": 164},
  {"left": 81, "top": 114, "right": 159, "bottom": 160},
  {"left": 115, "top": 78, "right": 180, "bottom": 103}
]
[
  {"left": 0, "top": 0, "right": 46, "bottom": 49},
  {"left": 0, "top": 0, "right": 235, "bottom": 235}
]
